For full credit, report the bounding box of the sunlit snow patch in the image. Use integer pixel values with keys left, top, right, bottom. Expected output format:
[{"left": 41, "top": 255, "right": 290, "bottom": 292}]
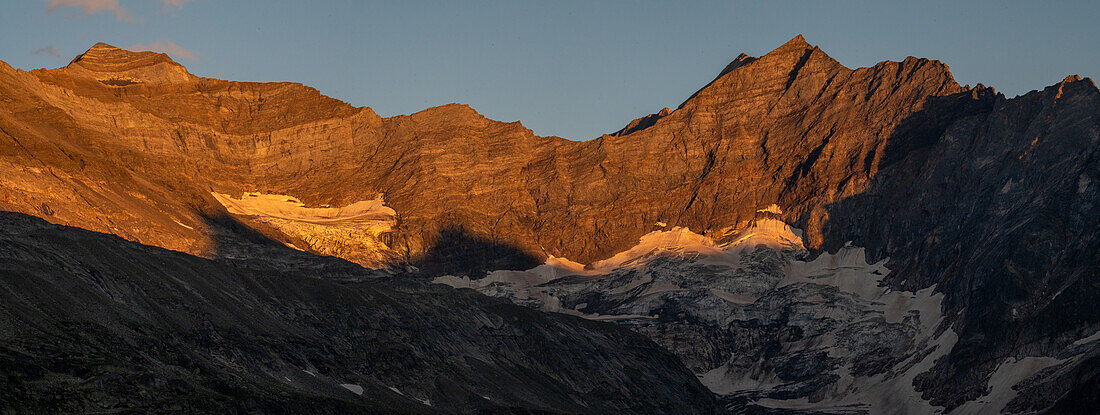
[{"left": 212, "top": 192, "right": 397, "bottom": 267}]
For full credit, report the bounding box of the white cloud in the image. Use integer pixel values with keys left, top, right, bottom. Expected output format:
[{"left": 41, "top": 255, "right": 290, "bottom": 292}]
[
  {"left": 46, "top": 0, "right": 133, "bottom": 22},
  {"left": 32, "top": 45, "right": 62, "bottom": 58},
  {"left": 129, "top": 39, "right": 196, "bottom": 61}
]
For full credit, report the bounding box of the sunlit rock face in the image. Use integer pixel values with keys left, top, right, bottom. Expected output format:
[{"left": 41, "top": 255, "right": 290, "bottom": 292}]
[
  {"left": 0, "top": 37, "right": 981, "bottom": 267},
  {"left": 64, "top": 42, "right": 196, "bottom": 85}
]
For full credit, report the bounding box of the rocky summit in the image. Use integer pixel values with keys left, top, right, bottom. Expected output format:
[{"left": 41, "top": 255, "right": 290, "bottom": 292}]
[{"left": 0, "top": 36, "right": 1096, "bottom": 414}]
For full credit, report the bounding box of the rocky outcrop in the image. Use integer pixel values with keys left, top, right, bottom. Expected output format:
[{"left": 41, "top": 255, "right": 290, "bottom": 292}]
[{"left": 610, "top": 106, "right": 671, "bottom": 136}]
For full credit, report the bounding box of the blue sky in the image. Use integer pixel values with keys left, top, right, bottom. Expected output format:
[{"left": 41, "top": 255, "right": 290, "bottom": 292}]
[{"left": 2, "top": 1, "right": 1097, "bottom": 140}]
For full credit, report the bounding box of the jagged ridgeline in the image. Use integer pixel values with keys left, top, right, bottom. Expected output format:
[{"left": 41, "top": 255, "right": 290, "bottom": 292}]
[
  {"left": 0, "top": 36, "right": 976, "bottom": 266},
  {"left": 0, "top": 36, "right": 1097, "bottom": 413}
]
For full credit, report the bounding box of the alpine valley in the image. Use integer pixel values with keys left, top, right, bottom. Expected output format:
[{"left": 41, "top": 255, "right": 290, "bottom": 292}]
[{"left": 0, "top": 36, "right": 1096, "bottom": 414}]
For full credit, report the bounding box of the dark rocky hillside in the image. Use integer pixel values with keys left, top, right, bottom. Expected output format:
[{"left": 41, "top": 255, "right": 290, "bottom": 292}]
[{"left": 0, "top": 212, "right": 715, "bottom": 414}]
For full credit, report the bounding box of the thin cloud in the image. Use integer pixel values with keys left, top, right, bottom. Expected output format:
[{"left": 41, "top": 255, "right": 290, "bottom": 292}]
[
  {"left": 46, "top": 0, "right": 133, "bottom": 22},
  {"left": 161, "top": 0, "right": 192, "bottom": 9},
  {"left": 129, "top": 39, "right": 196, "bottom": 61},
  {"left": 32, "top": 46, "right": 62, "bottom": 58}
]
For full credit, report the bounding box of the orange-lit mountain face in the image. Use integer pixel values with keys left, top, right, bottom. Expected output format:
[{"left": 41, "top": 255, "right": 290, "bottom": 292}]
[
  {"left": 1, "top": 37, "right": 1098, "bottom": 413},
  {"left": 0, "top": 36, "right": 983, "bottom": 268}
]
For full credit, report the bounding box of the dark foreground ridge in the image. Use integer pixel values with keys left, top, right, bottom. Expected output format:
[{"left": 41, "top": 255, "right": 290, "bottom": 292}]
[{"left": 0, "top": 211, "right": 716, "bottom": 414}]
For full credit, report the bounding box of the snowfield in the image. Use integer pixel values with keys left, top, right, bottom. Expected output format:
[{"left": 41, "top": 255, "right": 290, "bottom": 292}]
[{"left": 434, "top": 207, "right": 1090, "bottom": 414}]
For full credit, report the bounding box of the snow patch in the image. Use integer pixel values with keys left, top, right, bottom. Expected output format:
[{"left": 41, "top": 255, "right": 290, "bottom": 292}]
[
  {"left": 211, "top": 192, "right": 397, "bottom": 267},
  {"left": 949, "top": 357, "right": 1063, "bottom": 415},
  {"left": 757, "top": 204, "right": 784, "bottom": 214},
  {"left": 726, "top": 217, "right": 804, "bottom": 251},
  {"left": 590, "top": 226, "right": 719, "bottom": 270},
  {"left": 213, "top": 192, "right": 394, "bottom": 224},
  {"left": 340, "top": 383, "right": 364, "bottom": 396},
  {"left": 1072, "top": 330, "right": 1100, "bottom": 346},
  {"left": 437, "top": 219, "right": 809, "bottom": 322}
]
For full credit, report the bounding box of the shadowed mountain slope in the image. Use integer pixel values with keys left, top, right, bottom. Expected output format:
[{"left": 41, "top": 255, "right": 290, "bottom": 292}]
[
  {"left": 822, "top": 74, "right": 1100, "bottom": 411},
  {"left": 0, "top": 211, "right": 716, "bottom": 414}
]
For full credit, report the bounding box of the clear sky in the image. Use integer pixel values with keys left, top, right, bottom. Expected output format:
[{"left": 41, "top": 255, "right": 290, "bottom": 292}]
[{"left": 2, "top": 1, "right": 1097, "bottom": 140}]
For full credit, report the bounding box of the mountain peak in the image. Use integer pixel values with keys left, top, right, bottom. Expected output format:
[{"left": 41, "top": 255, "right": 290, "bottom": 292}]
[
  {"left": 65, "top": 42, "right": 192, "bottom": 85},
  {"left": 88, "top": 42, "right": 118, "bottom": 51},
  {"left": 765, "top": 34, "right": 817, "bottom": 60},
  {"left": 70, "top": 42, "right": 175, "bottom": 67},
  {"left": 675, "top": 35, "right": 831, "bottom": 110},
  {"left": 784, "top": 34, "right": 809, "bottom": 47}
]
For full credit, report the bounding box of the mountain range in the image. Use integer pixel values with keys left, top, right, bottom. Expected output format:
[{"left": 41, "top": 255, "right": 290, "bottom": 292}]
[{"left": 0, "top": 36, "right": 1096, "bottom": 414}]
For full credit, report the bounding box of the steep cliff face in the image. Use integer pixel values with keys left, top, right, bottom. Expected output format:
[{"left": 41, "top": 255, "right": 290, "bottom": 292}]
[
  {"left": 822, "top": 75, "right": 1100, "bottom": 411},
  {"left": 0, "top": 37, "right": 974, "bottom": 268},
  {"left": 531, "top": 35, "right": 974, "bottom": 260}
]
